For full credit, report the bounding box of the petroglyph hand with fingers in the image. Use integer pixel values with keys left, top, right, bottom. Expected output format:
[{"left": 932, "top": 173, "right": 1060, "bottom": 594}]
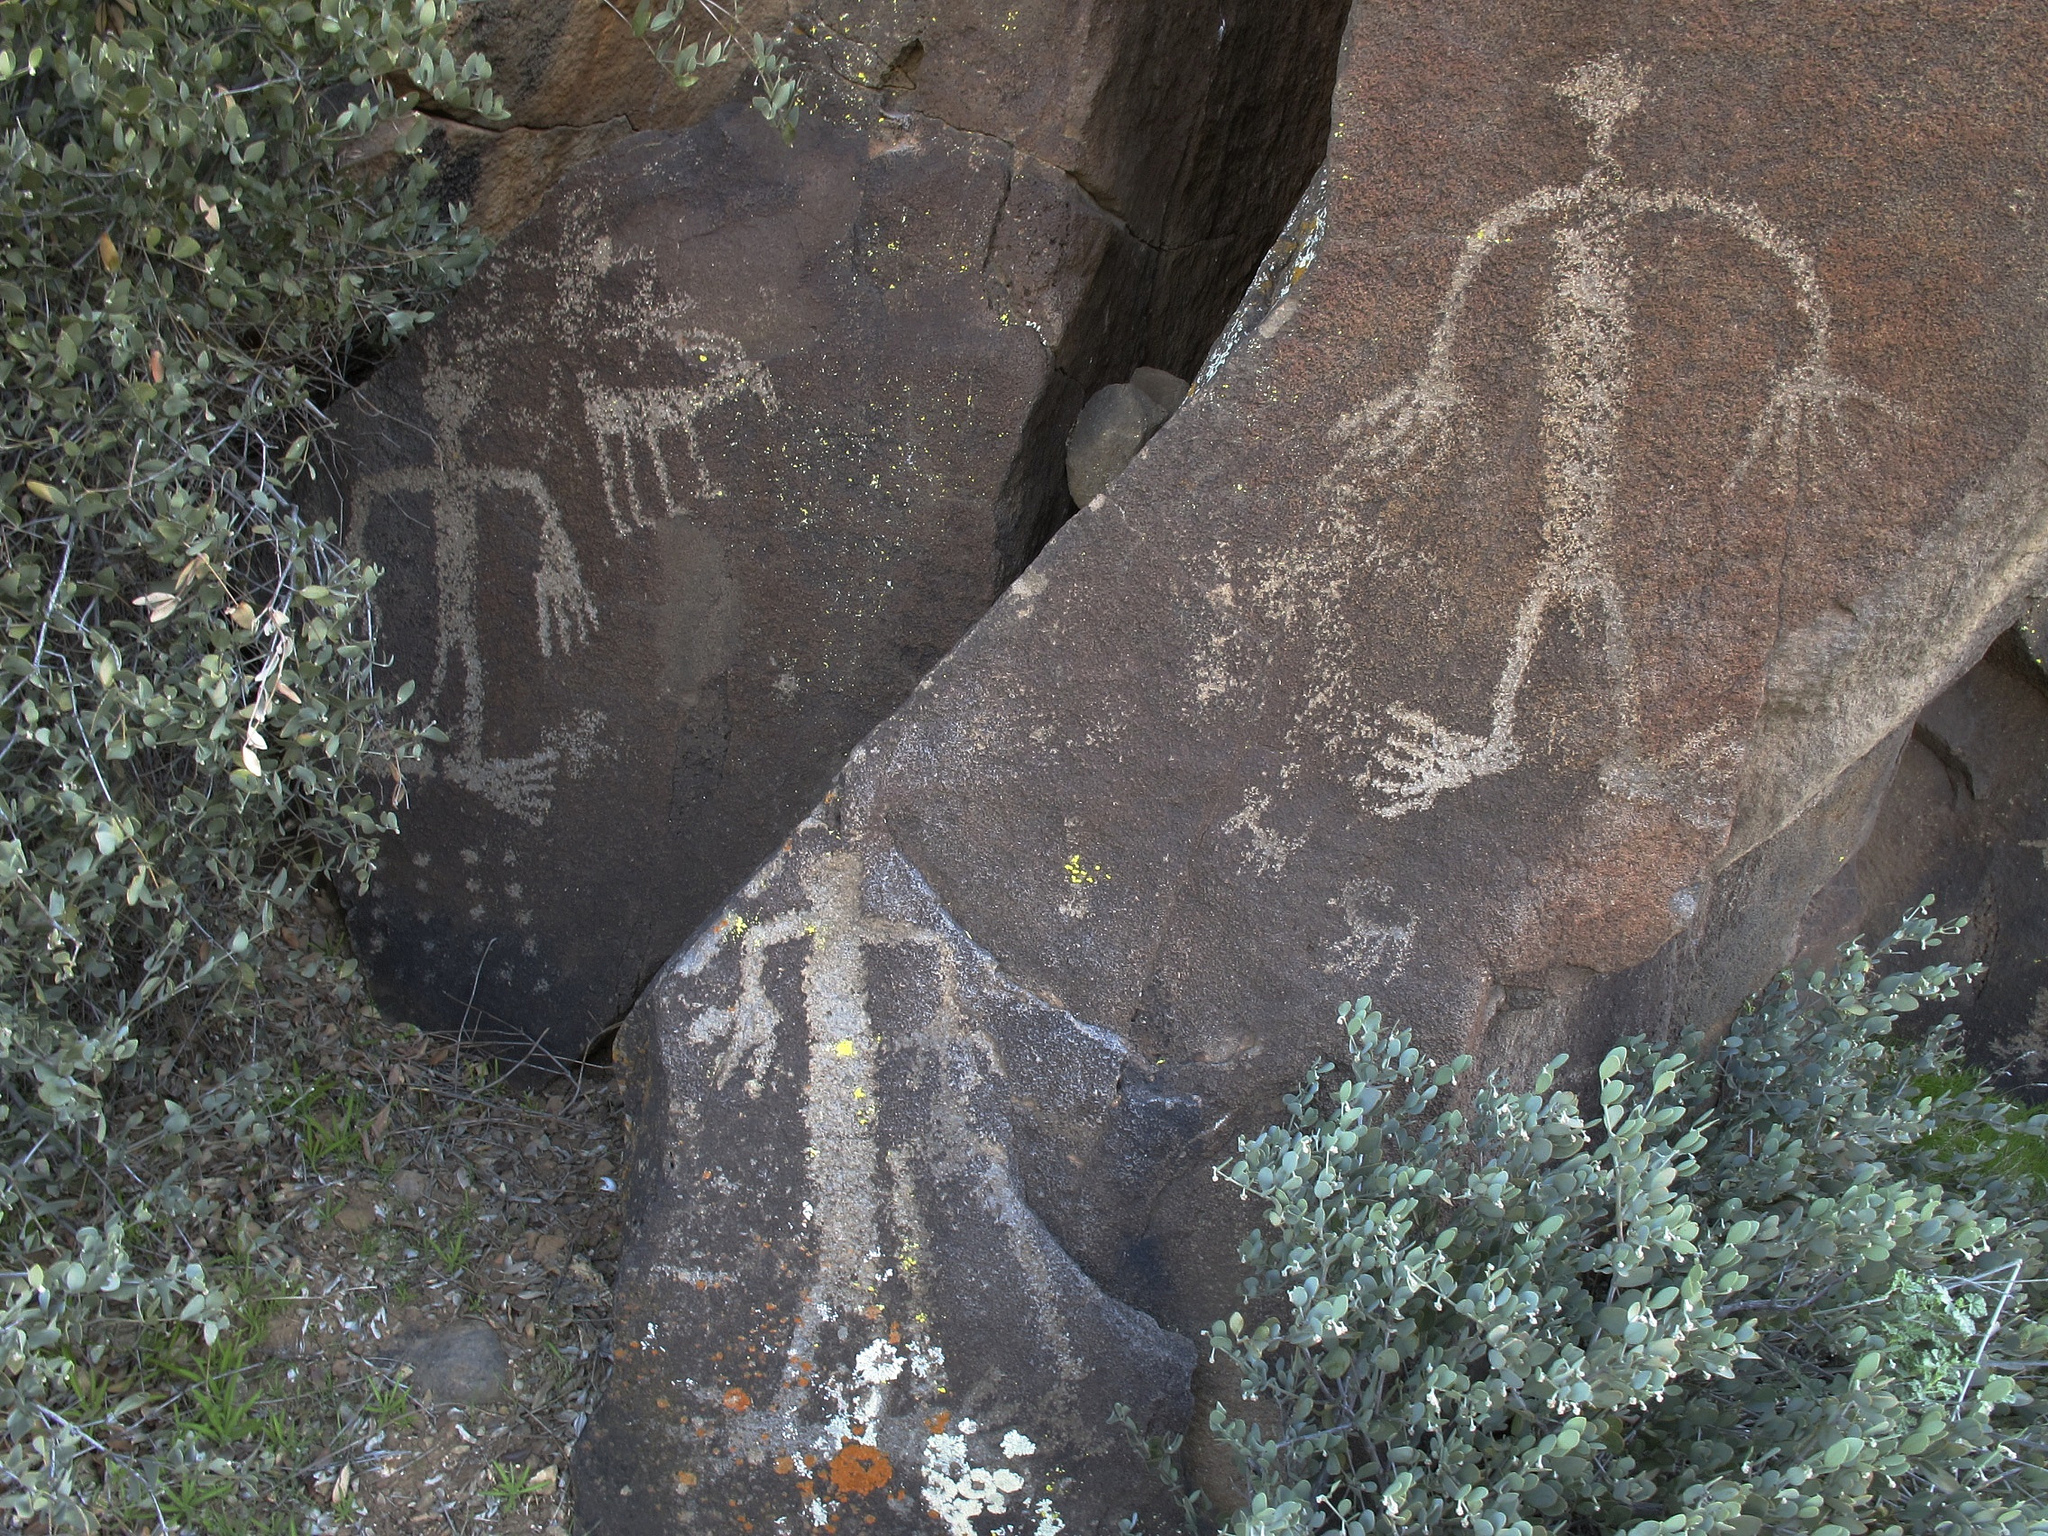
[
  {"left": 349, "top": 315, "right": 776, "bottom": 828},
  {"left": 1332, "top": 52, "right": 1907, "bottom": 820},
  {"left": 1730, "top": 360, "right": 1915, "bottom": 490},
  {"left": 1367, "top": 706, "right": 1521, "bottom": 816},
  {"left": 533, "top": 512, "right": 598, "bottom": 658},
  {"left": 1331, "top": 368, "right": 1466, "bottom": 479}
]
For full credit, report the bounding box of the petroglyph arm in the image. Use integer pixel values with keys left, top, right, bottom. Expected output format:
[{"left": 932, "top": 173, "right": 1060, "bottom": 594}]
[
  {"left": 1628, "top": 189, "right": 1913, "bottom": 490},
  {"left": 485, "top": 467, "right": 600, "bottom": 658},
  {"left": 1327, "top": 184, "right": 1582, "bottom": 486}
]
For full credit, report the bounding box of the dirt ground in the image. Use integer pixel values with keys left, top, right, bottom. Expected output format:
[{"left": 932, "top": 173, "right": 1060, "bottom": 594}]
[{"left": 200, "top": 905, "right": 632, "bottom": 1534}]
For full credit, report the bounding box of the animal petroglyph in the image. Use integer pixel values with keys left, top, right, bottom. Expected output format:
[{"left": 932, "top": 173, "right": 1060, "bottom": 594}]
[
  {"left": 349, "top": 315, "right": 775, "bottom": 826},
  {"left": 1326, "top": 53, "right": 1908, "bottom": 820},
  {"left": 581, "top": 331, "right": 779, "bottom": 537}
]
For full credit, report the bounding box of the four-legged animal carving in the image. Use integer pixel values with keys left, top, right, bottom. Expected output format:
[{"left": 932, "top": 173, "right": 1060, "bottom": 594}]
[{"left": 580, "top": 331, "right": 780, "bottom": 537}]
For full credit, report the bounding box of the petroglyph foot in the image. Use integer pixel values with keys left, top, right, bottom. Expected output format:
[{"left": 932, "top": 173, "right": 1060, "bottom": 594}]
[
  {"left": 1366, "top": 706, "right": 1520, "bottom": 817},
  {"left": 445, "top": 751, "right": 559, "bottom": 827},
  {"left": 1727, "top": 362, "right": 1912, "bottom": 492}
]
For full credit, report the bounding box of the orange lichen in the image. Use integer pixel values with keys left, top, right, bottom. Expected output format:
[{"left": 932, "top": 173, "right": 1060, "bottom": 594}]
[
  {"left": 723, "top": 1387, "right": 753, "bottom": 1412},
  {"left": 774, "top": 1456, "right": 796, "bottom": 1476},
  {"left": 828, "top": 1442, "right": 893, "bottom": 1496},
  {"left": 926, "top": 1411, "right": 951, "bottom": 1434},
  {"left": 675, "top": 1471, "right": 699, "bottom": 1490}
]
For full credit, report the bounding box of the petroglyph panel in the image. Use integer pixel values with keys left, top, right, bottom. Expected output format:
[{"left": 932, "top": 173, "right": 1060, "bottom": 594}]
[
  {"left": 1325, "top": 53, "right": 1907, "bottom": 824},
  {"left": 596, "top": 775, "right": 1190, "bottom": 1533},
  {"left": 340, "top": 100, "right": 1057, "bottom": 1052},
  {"left": 596, "top": 4, "right": 2048, "bottom": 1526},
  {"left": 346, "top": 0, "right": 1352, "bottom": 1061}
]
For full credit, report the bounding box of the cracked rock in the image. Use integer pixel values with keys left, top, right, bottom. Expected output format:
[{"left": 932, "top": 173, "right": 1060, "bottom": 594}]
[{"left": 339, "top": 0, "right": 1348, "bottom": 1066}]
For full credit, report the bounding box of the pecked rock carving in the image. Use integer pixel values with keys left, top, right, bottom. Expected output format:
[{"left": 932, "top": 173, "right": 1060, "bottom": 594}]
[
  {"left": 587, "top": 7, "right": 2048, "bottom": 1528},
  {"left": 1331, "top": 52, "right": 1907, "bottom": 821},
  {"left": 339, "top": 0, "right": 1352, "bottom": 1057}
]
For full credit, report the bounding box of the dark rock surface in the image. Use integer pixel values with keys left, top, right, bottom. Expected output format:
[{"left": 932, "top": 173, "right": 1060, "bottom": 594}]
[
  {"left": 1797, "top": 633, "right": 2048, "bottom": 1087},
  {"left": 584, "top": 4, "right": 2048, "bottom": 1529},
  {"left": 341, "top": 0, "right": 1351, "bottom": 1058}
]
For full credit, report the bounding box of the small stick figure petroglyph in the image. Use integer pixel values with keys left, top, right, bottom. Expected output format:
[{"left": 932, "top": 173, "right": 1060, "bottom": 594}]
[{"left": 1328, "top": 53, "right": 1909, "bottom": 820}]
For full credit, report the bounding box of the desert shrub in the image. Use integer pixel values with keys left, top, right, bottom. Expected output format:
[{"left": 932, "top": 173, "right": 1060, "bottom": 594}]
[
  {"left": 0, "top": 0, "right": 501, "bottom": 1523},
  {"left": 610, "top": 0, "right": 801, "bottom": 141},
  {"left": 1194, "top": 907, "right": 2048, "bottom": 1536}
]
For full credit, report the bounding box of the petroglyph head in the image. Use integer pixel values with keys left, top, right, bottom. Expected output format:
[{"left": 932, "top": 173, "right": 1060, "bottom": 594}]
[{"left": 1556, "top": 52, "right": 1648, "bottom": 161}]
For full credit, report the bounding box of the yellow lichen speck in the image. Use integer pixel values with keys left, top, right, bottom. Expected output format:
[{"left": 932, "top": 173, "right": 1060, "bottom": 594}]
[{"left": 1062, "top": 855, "right": 1107, "bottom": 886}]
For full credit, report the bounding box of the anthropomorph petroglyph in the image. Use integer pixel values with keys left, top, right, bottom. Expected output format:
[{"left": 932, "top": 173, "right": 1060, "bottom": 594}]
[
  {"left": 1326, "top": 53, "right": 1909, "bottom": 820},
  {"left": 349, "top": 360, "right": 601, "bottom": 825},
  {"left": 349, "top": 316, "right": 775, "bottom": 827},
  {"left": 581, "top": 330, "right": 779, "bottom": 538},
  {"left": 647, "top": 800, "right": 1145, "bottom": 1531}
]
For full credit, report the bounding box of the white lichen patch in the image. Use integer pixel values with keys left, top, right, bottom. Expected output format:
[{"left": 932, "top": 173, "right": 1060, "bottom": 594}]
[
  {"left": 923, "top": 1419, "right": 1031, "bottom": 1536},
  {"left": 855, "top": 1338, "right": 905, "bottom": 1384}
]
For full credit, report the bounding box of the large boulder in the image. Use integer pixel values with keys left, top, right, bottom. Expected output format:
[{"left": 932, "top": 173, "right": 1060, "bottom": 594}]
[
  {"left": 340, "top": 0, "right": 1351, "bottom": 1057},
  {"left": 582, "top": 3, "right": 2048, "bottom": 1528},
  {"left": 1796, "top": 631, "right": 2048, "bottom": 1082}
]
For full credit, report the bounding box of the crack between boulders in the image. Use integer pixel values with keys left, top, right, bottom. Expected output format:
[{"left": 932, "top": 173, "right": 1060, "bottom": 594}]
[{"left": 411, "top": 106, "right": 635, "bottom": 137}]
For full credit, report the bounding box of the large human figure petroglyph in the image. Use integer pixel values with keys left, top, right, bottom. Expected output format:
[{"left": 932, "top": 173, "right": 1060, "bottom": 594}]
[
  {"left": 349, "top": 321, "right": 776, "bottom": 827},
  {"left": 1327, "top": 53, "right": 1908, "bottom": 819},
  {"left": 643, "top": 798, "right": 1160, "bottom": 1533},
  {"left": 349, "top": 365, "right": 600, "bottom": 825}
]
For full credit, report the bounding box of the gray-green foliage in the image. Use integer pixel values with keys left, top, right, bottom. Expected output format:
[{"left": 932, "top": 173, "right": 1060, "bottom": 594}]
[
  {"left": 613, "top": 0, "right": 801, "bottom": 142},
  {"left": 1199, "top": 909, "right": 2048, "bottom": 1536},
  {"left": 0, "top": 0, "right": 496, "bottom": 1523}
]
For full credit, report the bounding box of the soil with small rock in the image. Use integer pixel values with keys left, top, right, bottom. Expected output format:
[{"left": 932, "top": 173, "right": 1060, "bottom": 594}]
[{"left": 216, "top": 900, "right": 630, "bottom": 1535}]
